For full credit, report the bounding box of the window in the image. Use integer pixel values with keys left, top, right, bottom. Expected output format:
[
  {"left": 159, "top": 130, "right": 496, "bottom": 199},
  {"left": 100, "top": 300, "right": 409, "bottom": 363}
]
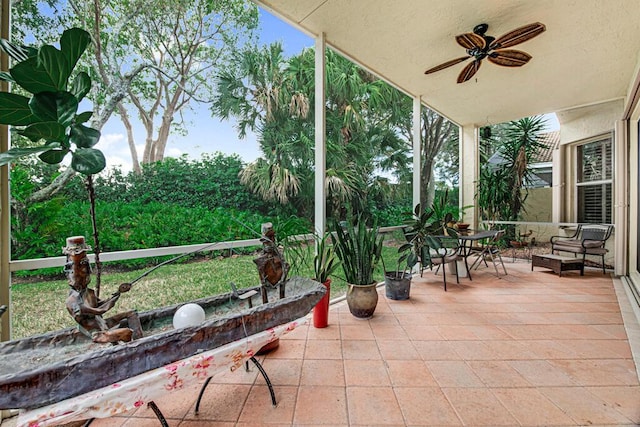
[{"left": 577, "top": 137, "right": 612, "bottom": 223}]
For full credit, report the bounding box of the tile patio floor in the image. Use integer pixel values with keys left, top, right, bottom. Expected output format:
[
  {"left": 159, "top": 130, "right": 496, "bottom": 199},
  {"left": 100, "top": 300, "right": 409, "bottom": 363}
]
[{"left": 5, "top": 261, "right": 640, "bottom": 426}]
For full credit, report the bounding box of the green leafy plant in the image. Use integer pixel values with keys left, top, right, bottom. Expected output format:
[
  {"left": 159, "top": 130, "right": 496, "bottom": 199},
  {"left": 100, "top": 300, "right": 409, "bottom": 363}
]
[
  {"left": 332, "top": 215, "right": 383, "bottom": 286},
  {"left": 402, "top": 203, "right": 436, "bottom": 270},
  {"left": 383, "top": 239, "right": 416, "bottom": 280},
  {"left": 0, "top": 28, "right": 104, "bottom": 174}
]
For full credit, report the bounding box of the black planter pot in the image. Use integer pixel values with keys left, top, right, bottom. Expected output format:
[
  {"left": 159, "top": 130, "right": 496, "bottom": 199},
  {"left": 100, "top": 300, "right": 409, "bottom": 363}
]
[{"left": 384, "top": 271, "right": 412, "bottom": 300}]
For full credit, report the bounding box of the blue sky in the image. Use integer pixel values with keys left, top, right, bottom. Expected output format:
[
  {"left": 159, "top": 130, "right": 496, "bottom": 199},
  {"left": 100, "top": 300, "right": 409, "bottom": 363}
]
[{"left": 97, "top": 9, "right": 313, "bottom": 174}]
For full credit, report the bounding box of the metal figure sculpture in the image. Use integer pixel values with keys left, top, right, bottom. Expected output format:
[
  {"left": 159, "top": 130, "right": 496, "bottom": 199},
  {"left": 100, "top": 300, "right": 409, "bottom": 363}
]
[
  {"left": 63, "top": 236, "right": 143, "bottom": 343},
  {"left": 253, "top": 223, "right": 289, "bottom": 303}
]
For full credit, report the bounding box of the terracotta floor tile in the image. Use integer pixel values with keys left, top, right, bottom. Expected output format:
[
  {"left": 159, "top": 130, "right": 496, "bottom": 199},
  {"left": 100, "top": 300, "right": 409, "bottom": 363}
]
[
  {"left": 293, "top": 386, "right": 348, "bottom": 425},
  {"left": 370, "top": 323, "right": 410, "bottom": 340},
  {"left": 264, "top": 339, "right": 306, "bottom": 359},
  {"left": 401, "top": 324, "right": 445, "bottom": 340},
  {"left": 89, "top": 417, "right": 126, "bottom": 426},
  {"left": 522, "top": 339, "right": 579, "bottom": 359},
  {"left": 122, "top": 416, "right": 182, "bottom": 426},
  {"left": 393, "top": 387, "right": 462, "bottom": 426},
  {"left": 549, "top": 339, "right": 631, "bottom": 359},
  {"left": 467, "top": 324, "right": 514, "bottom": 339},
  {"left": 550, "top": 359, "right": 640, "bottom": 386},
  {"left": 307, "top": 323, "right": 341, "bottom": 340},
  {"left": 540, "top": 386, "right": 635, "bottom": 425},
  {"left": 586, "top": 385, "right": 640, "bottom": 424},
  {"left": 178, "top": 421, "right": 235, "bottom": 427},
  {"left": 346, "top": 386, "right": 404, "bottom": 425},
  {"left": 300, "top": 359, "right": 345, "bottom": 386},
  {"left": 436, "top": 325, "right": 480, "bottom": 340},
  {"left": 593, "top": 323, "right": 632, "bottom": 339},
  {"left": 182, "top": 383, "right": 250, "bottom": 421},
  {"left": 341, "top": 339, "right": 382, "bottom": 360},
  {"left": 213, "top": 359, "right": 262, "bottom": 384},
  {"left": 255, "top": 358, "right": 302, "bottom": 386},
  {"left": 377, "top": 339, "right": 420, "bottom": 360},
  {"left": 235, "top": 424, "right": 291, "bottom": 427},
  {"left": 304, "top": 338, "right": 343, "bottom": 359},
  {"left": 486, "top": 339, "right": 538, "bottom": 360},
  {"left": 467, "top": 360, "right": 532, "bottom": 387},
  {"left": 442, "top": 387, "right": 518, "bottom": 426},
  {"left": 237, "top": 385, "right": 296, "bottom": 424},
  {"left": 425, "top": 360, "right": 485, "bottom": 387},
  {"left": 449, "top": 340, "right": 496, "bottom": 360},
  {"left": 385, "top": 359, "right": 439, "bottom": 387},
  {"left": 134, "top": 383, "right": 200, "bottom": 420},
  {"left": 492, "top": 387, "right": 577, "bottom": 426},
  {"left": 412, "top": 340, "right": 463, "bottom": 361},
  {"left": 344, "top": 359, "right": 391, "bottom": 386},
  {"left": 340, "top": 324, "right": 375, "bottom": 340},
  {"left": 508, "top": 360, "right": 577, "bottom": 386}
]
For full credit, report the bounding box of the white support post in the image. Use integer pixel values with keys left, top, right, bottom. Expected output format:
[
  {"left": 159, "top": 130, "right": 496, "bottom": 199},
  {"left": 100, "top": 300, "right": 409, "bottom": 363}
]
[
  {"left": 614, "top": 119, "right": 628, "bottom": 276},
  {"left": 314, "top": 33, "right": 326, "bottom": 235},
  {"left": 459, "top": 125, "right": 477, "bottom": 227},
  {"left": 1, "top": 0, "right": 11, "bottom": 343},
  {"left": 412, "top": 97, "right": 421, "bottom": 210}
]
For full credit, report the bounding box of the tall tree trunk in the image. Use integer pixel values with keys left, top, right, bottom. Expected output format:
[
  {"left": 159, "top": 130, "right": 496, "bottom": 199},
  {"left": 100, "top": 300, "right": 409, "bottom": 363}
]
[{"left": 117, "top": 103, "right": 141, "bottom": 174}]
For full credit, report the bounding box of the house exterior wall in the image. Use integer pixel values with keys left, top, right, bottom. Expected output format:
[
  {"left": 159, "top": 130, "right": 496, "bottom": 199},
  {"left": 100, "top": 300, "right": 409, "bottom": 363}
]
[
  {"left": 521, "top": 188, "right": 555, "bottom": 243},
  {"left": 554, "top": 100, "right": 623, "bottom": 269}
]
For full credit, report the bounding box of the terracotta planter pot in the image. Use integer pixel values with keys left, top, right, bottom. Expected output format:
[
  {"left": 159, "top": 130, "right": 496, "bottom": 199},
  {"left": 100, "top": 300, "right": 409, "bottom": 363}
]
[
  {"left": 313, "top": 279, "right": 331, "bottom": 328},
  {"left": 346, "top": 282, "right": 379, "bottom": 319}
]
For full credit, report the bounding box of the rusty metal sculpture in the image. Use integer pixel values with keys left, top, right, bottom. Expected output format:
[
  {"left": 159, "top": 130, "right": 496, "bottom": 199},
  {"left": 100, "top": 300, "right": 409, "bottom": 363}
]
[
  {"left": 63, "top": 236, "right": 143, "bottom": 343},
  {"left": 253, "top": 223, "right": 289, "bottom": 303}
]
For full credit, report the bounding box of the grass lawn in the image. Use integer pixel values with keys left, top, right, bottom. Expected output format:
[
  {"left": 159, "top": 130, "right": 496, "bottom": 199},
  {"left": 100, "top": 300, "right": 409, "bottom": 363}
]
[{"left": 9, "top": 244, "right": 401, "bottom": 339}]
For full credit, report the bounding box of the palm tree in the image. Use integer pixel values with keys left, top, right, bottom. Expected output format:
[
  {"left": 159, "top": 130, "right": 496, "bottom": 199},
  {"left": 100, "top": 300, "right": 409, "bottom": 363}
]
[
  {"left": 475, "top": 115, "right": 547, "bottom": 235},
  {"left": 212, "top": 44, "right": 410, "bottom": 220},
  {"left": 500, "top": 116, "right": 548, "bottom": 220}
]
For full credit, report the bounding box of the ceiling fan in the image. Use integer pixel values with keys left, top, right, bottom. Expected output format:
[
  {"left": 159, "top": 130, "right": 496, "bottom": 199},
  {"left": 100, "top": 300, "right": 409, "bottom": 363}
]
[{"left": 424, "top": 22, "right": 546, "bottom": 83}]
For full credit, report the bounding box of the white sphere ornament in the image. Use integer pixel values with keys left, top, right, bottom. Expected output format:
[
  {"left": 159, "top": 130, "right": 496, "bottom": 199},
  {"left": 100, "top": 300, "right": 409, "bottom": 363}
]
[{"left": 172, "top": 303, "right": 206, "bottom": 329}]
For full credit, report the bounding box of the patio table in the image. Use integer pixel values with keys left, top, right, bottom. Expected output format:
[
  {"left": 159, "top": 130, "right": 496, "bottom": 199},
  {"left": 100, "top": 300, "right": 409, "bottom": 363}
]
[
  {"left": 15, "top": 317, "right": 307, "bottom": 427},
  {"left": 457, "top": 230, "right": 499, "bottom": 280}
]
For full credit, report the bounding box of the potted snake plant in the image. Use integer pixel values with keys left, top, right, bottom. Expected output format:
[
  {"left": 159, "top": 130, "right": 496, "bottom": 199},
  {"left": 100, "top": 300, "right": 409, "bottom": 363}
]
[{"left": 332, "top": 215, "right": 383, "bottom": 319}]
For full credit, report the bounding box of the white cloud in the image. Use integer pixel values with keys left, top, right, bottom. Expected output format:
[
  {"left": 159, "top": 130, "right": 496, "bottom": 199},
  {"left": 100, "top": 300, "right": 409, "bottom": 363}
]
[{"left": 96, "top": 133, "right": 125, "bottom": 150}]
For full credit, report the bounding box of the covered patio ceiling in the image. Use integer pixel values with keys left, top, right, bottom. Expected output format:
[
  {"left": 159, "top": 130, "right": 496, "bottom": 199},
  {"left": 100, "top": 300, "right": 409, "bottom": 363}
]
[{"left": 256, "top": 0, "right": 640, "bottom": 126}]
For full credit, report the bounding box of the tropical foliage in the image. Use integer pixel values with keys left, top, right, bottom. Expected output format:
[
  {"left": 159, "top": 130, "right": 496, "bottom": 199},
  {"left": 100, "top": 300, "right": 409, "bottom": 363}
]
[
  {"left": 476, "top": 115, "right": 548, "bottom": 238},
  {"left": 0, "top": 28, "right": 104, "bottom": 175},
  {"left": 213, "top": 44, "right": 413, "bottom": 220}
]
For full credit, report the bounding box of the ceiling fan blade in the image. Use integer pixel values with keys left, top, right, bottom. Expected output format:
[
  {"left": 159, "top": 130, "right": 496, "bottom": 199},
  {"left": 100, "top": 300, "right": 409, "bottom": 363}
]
[
  {"left": 456, "top": 32, "right": 485, "bottom": 50},
  {"left": 487, "top": 49, "right": 532, "bottom": 67},
  {"left": 457, "top": 60, "right": 481, "bottom": 83},
  {"left": 424, "top": 56, "right": 470, "bottom": 74},
  {"left": 490, "top": 22, "right": 546, "bottom": 49}
]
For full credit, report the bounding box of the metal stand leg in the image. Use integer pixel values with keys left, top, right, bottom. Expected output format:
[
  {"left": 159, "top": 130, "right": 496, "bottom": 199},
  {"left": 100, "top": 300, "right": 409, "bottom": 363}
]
[
  {"left": 194, "top": 377, "right": 213, "bottom": 414},
  {"left": 194, "top": 356, "right": 277, "bottom": 415},
  {"left": 249, "top": 356, "right": 277, "bottom": 407},
  {"left": 147, "top": 401, "right": 169, "bottom": 427}
]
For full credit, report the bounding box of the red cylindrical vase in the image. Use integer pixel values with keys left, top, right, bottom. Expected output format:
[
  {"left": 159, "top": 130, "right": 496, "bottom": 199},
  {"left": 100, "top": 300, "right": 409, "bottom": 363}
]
[{"left": 313, "top": 279, "right": 331, "bottom": 328}]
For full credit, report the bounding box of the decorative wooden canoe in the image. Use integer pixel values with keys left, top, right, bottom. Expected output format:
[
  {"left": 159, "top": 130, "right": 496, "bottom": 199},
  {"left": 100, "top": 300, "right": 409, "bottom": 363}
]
[{"left": 0, "top": 277, "right": 325, "bottom": 410}]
